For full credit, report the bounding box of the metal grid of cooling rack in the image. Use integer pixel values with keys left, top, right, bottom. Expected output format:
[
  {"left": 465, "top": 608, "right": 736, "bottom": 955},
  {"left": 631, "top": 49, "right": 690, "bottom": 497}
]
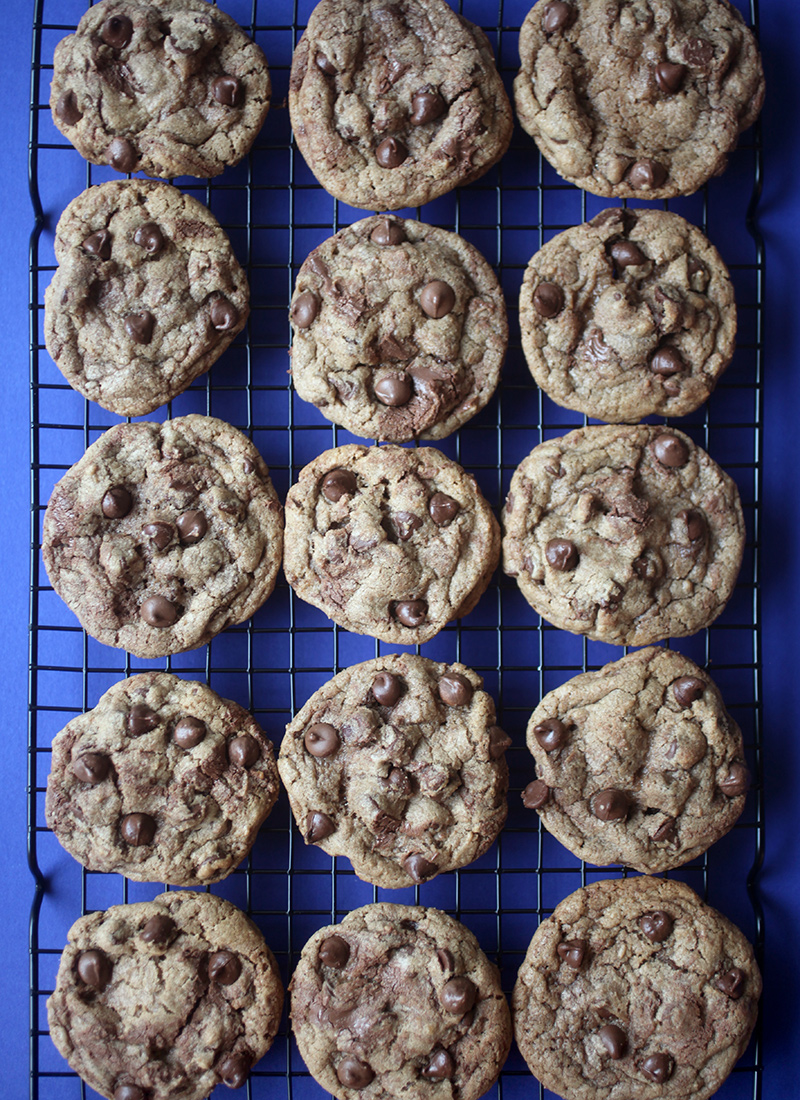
[{"left": 28, "top": 1, "right": 764, "bottom": 1097}]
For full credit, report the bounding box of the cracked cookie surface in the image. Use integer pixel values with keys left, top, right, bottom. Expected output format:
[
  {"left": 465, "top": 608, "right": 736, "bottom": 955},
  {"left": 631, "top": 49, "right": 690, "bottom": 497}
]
[
  {"left": 51, "top": 0, "right": 271, "bottom": 179},
  {"left": 47, "top": 891, "right": 284, "bottom": 1100},
  {"left": 523, "top": 647, "right": 747, "bottom": 872},
  {"left": 284, "top": 444, "right": 500, "bottom": 644},
  {"left": 46, "top": 672, "right": 279, "bottom": 885},
  {"left": 291, "top": 903, "right": 511, "bottom": 1100},
  {"left": 289, "top": 0, "right": 513, "bottom": 210},
  {"left": 513, "top": 877, "right": 761, "bottom": 1100},
  {"left": 290, "top": 216, "right": 507, "bottom": 442},
  {"left": 519, "top": 208, "right": 736, "bottom": 423},
  {"left": 42, "top": 415, "right": 283, "bottom": 658},
  {"left": 45, "top": 181, "right": 249, "bottom": 417},
  {"left": 279, "top": 655, "right": 509, "bottom": 888},
  {"left": 502, "top": 425, "right": 744, "bottom": 645},
  {"left": 514, "top": 0, "right": 764, "bottom": 198}
]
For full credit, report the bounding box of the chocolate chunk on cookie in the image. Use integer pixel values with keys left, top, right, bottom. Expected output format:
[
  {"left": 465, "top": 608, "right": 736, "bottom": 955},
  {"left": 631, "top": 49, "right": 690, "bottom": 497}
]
[
  {"left": 42, "top": 415, "right": 283, "bottom": 658},
  {"left": 47, "top": 891, "right": 283, "bottom": 1100},
  {"left": 51, "top": 0, "right": 270, "bottom": 178},
  {"left": 291, "top": 216, "right": 507, "bottom": 442},
  {"left": 284, "top": 444, "right": 500, "bottom": 643},
  {"left": 502, "top": 425, "right": 744, "bottom": 646},
  {"left": 279, "top": 655, "right": 509, "bottom": 888},
  {"left": 514, "top": 0, "right": 764, "bottom": 198},
  {"left": 519, "top": 209, "right": 736, "bottom": 422},
  {"left": 292, "top": 904, "right": 511, "bottom": 1100},
  {"left": 289, "top": 0, "right": 512, "bottom": 210},
  {"left": 523, "top": 648, "right": 748, "bottom": 872},
  {"left": 45, "top": 181, "right": 249, "bottom": 417},
  {"left": 513, "top": 877, "right": 761, "bottom": 1100}
]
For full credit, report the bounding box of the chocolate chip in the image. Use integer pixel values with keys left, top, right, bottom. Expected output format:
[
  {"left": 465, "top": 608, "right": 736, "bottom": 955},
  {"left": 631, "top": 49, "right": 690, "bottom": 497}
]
[
  {"left": 83, "top": 229, "right": 111, "bottom": 259},
  {"left": 410, "top": 89, "right": 446, "bottom": 125},
  {"left": 598, "top": 1024, "right": 627, "bottom": 1059},
  {"left": 218, "top": 1052, "right": 251, "bottom": 1090},
  {"left": 650, "top": 346, "right": 685, "bottom": 376},
  {"left": 209, "top": 950, "right": 242, "bottom": 985},
  {"left": 557, "top": 940, "right": 586, "bottom": 968},
  {"left": 626, "top": 159, "right": 668, "bottom": 190},
  {"left": 405, "top": 853, "right": 438, "bottom": 882},
  {"left": 114, "top": 1085, "right": 145, "bottom": 1100},
  {"left": 107, "top": 137, "right": 137, "bottom": 173},
  {"left": 428, "top": 493, "right": 459, "bottom": 526},
  {"left": 121, "top": 812, "right": 156, "bottom": 846},
  {"left": 652, "top": 432, "right": 689, "bottom": 468},
  {"left": 140, "top": 913, "right": 175, "bottom": 944},
  {"left": 672, "top": 676, "right": 705, "bottom": 707},
  {"left": 533, "top": 282, "right": 565, "bottom": 318},
  {"left": 684, "top": 37, "right": 714, "bottom": 66},
  {"left": 394, "top": 600, "right": 427, "bottom": 627},
  {"left": 422, "top": 1050, "right": 454, "bottom": 1079},
  {"left": 440, "top": 976, "right": 477, "bottom": 1015},
  {"left": 372, "top": 673, "right": 404, "bottom": 707},
  {"left": 102, "top": 486, "right": 132, "bottom": 519},
  {"left": 212, "top": 75, "right": 243, "bottom": 107},
  {"left": 591, "top": 789, "right": 631, "bottom": 821},
  {"left": 610, "top": 240, "right": 646, "bottom": 268},
  {"left": 172, "top": 716, "right": 205, "bottom": 749},
  {"left": 719, "top": 763, "right": 749, "bottom": 798},
  {"left": 127, "top": 704, "right": 158, "bottom": 736},
  {"left": 306, "top": 811, "right": 336, "bottom": 842},
  {"left": 534, "top": 718, "right": 568, "bottom": 752},
  {"left": 291, "top": 291, "right": 319, "bottom": 329},
  {"left": 370, "top": 218, "right": 406, "bottom": 247},
  {"left": 641, "top": 1054, "right": 674, "bottom": 1083},
  {"left": 656, "top": 61, "right": 687, "bottom": 94},
  {"left": 319, "top": 935, "right": 350, "bottom": 968},
  {"left": 210, "top": 298, "right": 239, "bottom": 331},
  {"left": 545, "top": 538, "right": 578, "bottom": 571},
  {"left": 101, "top": 14, "right": 133, "bottom": 49},
  {"left": 133, "top": 222, "right": 165, "bottom": 256},
  {"left": 228, "top": 734, "right": 260, "bottom": 768},
  {"left": 337, "top": 1058, "right": 374, "bottom": 1089},
  {"left": 639, "top": 911, "right": 674, "bottom": 943},
  {"left": 678, "top": 509, "right": 706, "bottom": 543},
  {"left": 522, "top": 779, "right": 550, "bottom": 809},
  {"left": 391, "top": 512, "right": 423, "bottom": 541},
  {"left": 542, "top": 1, "right": 575, "bottom": 33},
  {"left": 304, "top": 723, "right": 340, "bottom": 757},
  {"left": 72, "top": 753, "right": 110, "bottom": 784},
  {"left": 375, "top": 373, "right": 412, "bottom": 406},
  {"left": 420, "top": 280, "right": 456, "bottom": 319},
  {"left": 142, "top": 522, "right": 172, "bottom": 550},
  {"left": 77, "top": 949, "right": 112, "bottom": 990},
  {"left": 125, "top": 311, "right": 154, "bottom": 345},
  {"left": 315, "top": 51, "right": 336, "bottom": 75},
  {"left": 140, "top": 596, "right": 178, "bottom": 628},
  {"left": 437, "top": 949, "right": 454, "bottom": 971},
  {"left": 438, "top": 673, "right": 473, "bottom": 707},
  {"left": 56, "top": 90, "right": 82, "bottom": 125},
  {"left": 652, "top": 816, "right": 677, "bottom": 842},
  {"left": 716, "top": 967, "right": 746, "bottom": 999},
  {"left": 375, "top": 137, "right": 409, "bottom": 168},
  {"left": 321, "top": 468, "right": 357, "bottom": 502},
  {"left": 488, "top": 726, "right": 511, "bottom": 758},
  {"left": 176, "top": 510, "right": 207, "bottom": 544}
]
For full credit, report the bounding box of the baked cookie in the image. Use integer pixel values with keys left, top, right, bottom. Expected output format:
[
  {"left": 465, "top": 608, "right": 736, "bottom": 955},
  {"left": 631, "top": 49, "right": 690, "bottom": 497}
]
[
  {"left": 521, "top": 647, "right": 748, "bottom": 872},
  {"left": 290, "top": 216, "right": 507, "bottom": 442},
  {"left": 46, "top": 672, "right": 280, "bottom": 885},
  {"left": 289, "top": 0, "right": 513, "bottom": 210},
  {"left": 47, "top": 891, "right": 284, "bottom": 1100},
  {"left": 279, "top": 655, "right": 509, "bottom": 888},
  {"left": 519, "top": 208, "right": 736, "bottom": 423},
  {"left": 513, "top": 877, "right": 761, "bottom": 1100},
  {"left": 51, "top": 0, "right": 270, "bottom": 179},
  {"left": 45, "top": 180, "right": 249, "bottom": 417},
  {"left": 514, "top": 0, "right": 765, "bottom": 198},
  {"left": 502, "top": 425, "right": 745, "bottom": 645},
  {"left": 291, "top": 904, "right": 511, "bottom": 1100},
  {"left": 284, "top": 444, "right": 500, "bottom": 643},
  {"left": 42, "top": 415, "right": 283, "bottom": 658}
]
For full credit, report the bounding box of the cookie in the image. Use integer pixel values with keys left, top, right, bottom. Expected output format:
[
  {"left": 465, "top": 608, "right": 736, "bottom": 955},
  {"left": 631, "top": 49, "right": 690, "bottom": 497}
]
[
  {"left": 279, "top": 655, "right": 509, "bottom": 888},
  {"left": 289, "top": 0, "right": 513, "bottom": 210},
  {"left": 46, "top": 672, "right": 280, "bottom": 885},
  {"left": 284, "top": 444, "right": 500, "bottom": 644},
  {"left": 51, "top": 0, "right": 271, "bottom": 179},
  {"left": 514, "top": 0, "right": 765, "bottom": 198},
  {"left": 502, "top": 425, "right": 745, "bottom": 646},
  {"left": 44, "top": 180, "right": 250, "bottom": 417},
  {"left": 42, "top": 415, "right": 283, "bottom": 658},
  {"left": 291, "top": 903, "right": 511, "bottom": 1100},
  {"left": 521, "top": 647, "right": 748, "bottom": 872},
  {"left": 290, "top": 216, "right": 507, "bottom": 442},
  {"left": 519, "top": 208, "right": 736, "bottom": 423},
  {"left": 47, "top": 891, "right": 284, "bottom": 1100},
  {"left": 513, "top": 877, "right": 761, "bottom": 1100}
]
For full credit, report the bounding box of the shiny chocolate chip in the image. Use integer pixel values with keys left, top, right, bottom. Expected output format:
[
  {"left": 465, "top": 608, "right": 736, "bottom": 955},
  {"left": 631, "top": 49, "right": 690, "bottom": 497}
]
[
  {"left": 438, "top": 673, "right": 473, "bottom": 707},
  {"left": 319, "top": 935, "right": 350, "bottom": 968},
  {"left": 489, "top": 726, "right": 511, "bottom": 758},
  {"left": 545, "top": 538, "right": 578, "bottom": 571},
  {"left": 72, "top": 753, "right": 110, "bottom": 785},
  {"left": 107, "top": 137, "right": 137, "bottom": 173},
  {"left": 212, "top": 75, "right": 243, "bottom": 107},
  {"left": 114, "top": 1085, "right": 144, "bottom": 1100},
  {"left": 557, "top": 939, "right": 586, "bottom": 968},
  {"left": 534, "top": 718, "right": 567, "bottom": 752},
  {"left": 121, "top": 812, "right": 156, "bottom": 846},
  {"left": 716, "top": 967, "right": 746, "bottom": 999},
  {"left": 375, "top": 373, "right": 412, "bottom": 406},
  {"left": 321, "top": 468, "right": 357, "bottom": 501},
  {"left": 337, "top": 1058, "right": 374, "bottom": 1090},
  {"left": 522, "top": 779, "right": 550, "bottom": 809},
  {"left": 77, "top": 949, "right": 112, "bottom": 990},
  {"left": 610, "top": 240, "right": 645, "bottom": 268},
  {"left": 672, "top": 676, "right": 705, "bottom": 707},
  {"left": 394, "top": 600, "right": 427, "bottom": 628},
  {"left": 56, "top": 90, "right": 82, "bottom": 125},
  {"left": 533, "top": 282, "right": 565, "bottom": 318},
  {"left": 639, "top": 911, "right": 674, "bottom": 943},
  {"left": 210, "top": 298, "right": 239, "bottom": 331},
  {"left": 656, "top": 61, "right": 687, "bottom": 94},
  {"left": 652, "top": 433, "right": 689, "bottom": 468},
  {"left": 219, "top": 1053, "right": 251, "bottom": 1090},
  {"left": 228, "top": 734, "right": 260, "bottom": 768},
  {"left": 304, "top": 723, "right": 340, "bottom": 757},
  {"left": 422, "top": 1050, "right": 454, "bottom": 1079},
  {"left": 641, "top": 1053, "right": 674, "bottom": 1083},
  {"left": 83, "top": 229, "right": 111, "bottom": 259},
  {"left": 437, "top": 948, "right": 454, "bottom": 971},
  {"left": 719, "top": 763, "right": 749, "bottom": 798},
  {"left": 372, "top": 673, "right": 403, "bottom": 707},
  {"left": 375, "top": 137, "right": 409, "bottom": 168},
  {"left": 142, "top": 522, "right": 172, "bottom": 550},
  {"left": 127, "top": 704, "right": 158, "bottom": 736},
  {"left": 653, "top": 816, "right": 677, "bottom": 842},
  {"left": 420, "top": 280, "right": 456, "bottom": 319},
  {"left": 411, "top": 89, "right": 445, "bottom": 126},
  {"left": 391, "top": 512, "right": 423, "bottom": 541},
  {"left": 125, "top": 311, "right": 154, "bottom": 345},
  {"left": 598, "top": 1024, "right": 627, "bottom": 1059},
  {"left": 140, "top": 913, "right": 175, "bottom": 944},
  {"left": 306, "top": 811, "right": 336, "bottom": 842},
  {"left": 173, "top": 716, "right": 205, "bottom": 749},
  {"left": 542, "top": 1, "right": 575, "bottom": 33},
  {"left": 405, "top": 853, "right": 438, "bottom": 882},
  {"left": 650, "top": 346, "right": 685, "bottom": 376},
  {"left": 370, "top": 219, "right": 405, "bottom": 246},
  {"left": 591, "top": 789, "right": 631, "bottom": 821},
  {"left": 291, "top": 291, "right": 319, "bottom": 329},
  {"left": 134, "top": 222, "right": 165, "bottom": 256},
  {"left": 440, "top": 976, "right": 477, "bottom": 1015},
  {"left": 678, "top": 509, "right": 706, "bottom": 543},
  {"left": 209, "top": 950, "right": 242, "bottom": 985},
  {"left": 315, "top": 51, "right": 336, "bottom": 75},
  {"left": 101, "top": 14, "right": 133, "bottom": 49},
  {"left": 626, "top": 159, "right": 668, "bottom": 190},
  {"left": 102, "top": 486, "right": 132, "bottom": 519},
  {"left": 176, "top": 510, "right": 207, "bottom": 544},
  {"left": 429, "top": 493, "right": 459, "bottom": 526},
  {"left": 141, "top": 596, "right": 178, "bottom": 628}
]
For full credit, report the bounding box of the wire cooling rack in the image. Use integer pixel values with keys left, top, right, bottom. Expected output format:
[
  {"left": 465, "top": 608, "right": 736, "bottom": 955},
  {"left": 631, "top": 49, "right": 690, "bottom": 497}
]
[{"left": 28, "top": 1, "right": 765, "bottom": 1097}]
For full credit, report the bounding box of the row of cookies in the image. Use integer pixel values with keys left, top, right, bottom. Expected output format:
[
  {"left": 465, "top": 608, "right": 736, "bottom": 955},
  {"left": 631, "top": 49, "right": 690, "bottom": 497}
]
[{"left": 51, "top": 0, "right": 764, "bottom": 206}]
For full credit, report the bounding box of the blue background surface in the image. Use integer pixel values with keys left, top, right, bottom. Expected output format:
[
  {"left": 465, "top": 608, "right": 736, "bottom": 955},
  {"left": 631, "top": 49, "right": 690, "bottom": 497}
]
[{"left": 3, "top": 2, "right": 800, "bottom": 1099}]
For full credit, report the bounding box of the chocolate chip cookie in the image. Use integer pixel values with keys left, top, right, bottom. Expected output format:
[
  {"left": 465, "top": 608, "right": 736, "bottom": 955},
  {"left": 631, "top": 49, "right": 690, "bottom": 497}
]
[
  {"left": 291, "top": 904, "right": 511, "bottom": 1100},
  {"left": 51, "top": 0, "right": 270, "bottom": 179},
  {"left": 522, "top": 647, "right": 748, "bottom": 872},
  {"left": 515, "top": 0, "right": 765, "bottom": 198},
  {"left": 45, "top": 180, "right": 249, "bottom": 417},
  {"left": 291, "top": 216, "right": 507, "bottom": 442},
  {"left": 46, "top": 672, "right": 280, "bottom": 885},
  {"left": 48, "top": 890, "right": 284, "bottom": 1100},
  {"left": 279, "top": 655, "right": 509, "bottom": 888},
  {"left": 289, "top": 0, "right": 513, "bottom": 210},
  {"left": 42, "top": 415, "right": 283, "bottom": 658},
  {"left": 502, "top": 425, "right": 745, "bottom": 645},
  {"left": 284, "top": 444, "right": 500, "bottom": 643},
  {"left": 519, "top": 208, "right": 736, "bottom": 423},
  {"left": 513, "top": 877, "right": 761, "bottom": 1100}
]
